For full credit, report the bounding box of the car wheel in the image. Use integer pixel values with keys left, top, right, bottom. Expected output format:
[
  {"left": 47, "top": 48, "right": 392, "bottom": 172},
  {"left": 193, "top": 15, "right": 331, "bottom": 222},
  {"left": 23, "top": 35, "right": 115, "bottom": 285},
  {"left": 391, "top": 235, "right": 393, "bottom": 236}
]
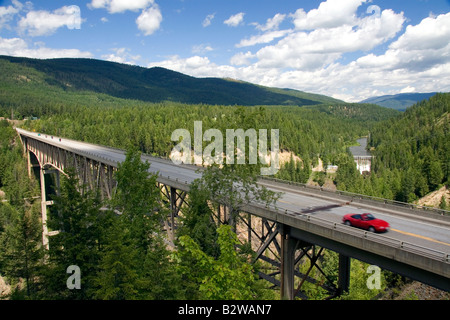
[
  {"left": 344, "top": 220, "right": 351, "bottom": 226},
  {"left": 368, "top": 226, "right": 375, "bottom": 233}
]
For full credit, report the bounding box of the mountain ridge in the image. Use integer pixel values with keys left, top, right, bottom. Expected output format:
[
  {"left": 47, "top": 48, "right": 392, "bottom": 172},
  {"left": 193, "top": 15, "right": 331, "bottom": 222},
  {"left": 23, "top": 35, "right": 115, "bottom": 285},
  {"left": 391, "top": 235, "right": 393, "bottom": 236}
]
[
  {"left": 360, "top": 92, "right": 439, "bottom": 111},
  {"left": 0, "top": 55, "right": 343, "bottom": 106}
]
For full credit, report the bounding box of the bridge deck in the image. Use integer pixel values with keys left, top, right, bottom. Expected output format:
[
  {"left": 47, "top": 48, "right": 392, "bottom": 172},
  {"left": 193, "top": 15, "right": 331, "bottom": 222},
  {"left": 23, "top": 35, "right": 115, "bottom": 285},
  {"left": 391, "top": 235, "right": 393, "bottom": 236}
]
[{"left": 16, "top": 128, "right": 450, "bottom": 291}]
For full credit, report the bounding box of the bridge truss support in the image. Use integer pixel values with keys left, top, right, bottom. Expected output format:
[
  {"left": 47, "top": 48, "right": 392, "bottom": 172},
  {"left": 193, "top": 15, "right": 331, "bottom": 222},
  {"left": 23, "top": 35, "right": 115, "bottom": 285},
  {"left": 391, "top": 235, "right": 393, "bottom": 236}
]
[
  {"left": 236, "top": 212, "right": 358, "bottom": 299},
  {"left": 21, "top": 135, "right": 118, "bottom": 250},
  {"left": 160, "top": 185, "right": 188, "bottom": 243},
  {"left": 235, "top": 213, "right": 347, "bottom": 300},
  {"left": 23, "top": 135, "right": 118, "bottom": 200},
  {"left": 278, "top": 224, "right": 346, "bottom": 300},
  {"left": 21, "top": 138, "right": 351, "bottom": 299},
  {"left": 18, "top": 133, "right": 358, "bottom": 299}
]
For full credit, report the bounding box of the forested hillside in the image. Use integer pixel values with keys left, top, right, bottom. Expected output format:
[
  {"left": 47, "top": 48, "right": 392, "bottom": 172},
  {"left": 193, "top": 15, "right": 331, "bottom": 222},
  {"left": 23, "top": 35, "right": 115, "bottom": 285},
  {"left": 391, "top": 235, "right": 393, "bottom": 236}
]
[
  {"left": 19, "top": 102, "right": 400, "bottom": 183},
  {"left": 369, "top": 93, "right": 449, "bottom": 202},
  {"left": 0, "top": 55, "right": 342, "bottom": 106},
  {"left": 335, "top": 93, "right": 449, "bottom": 204}
]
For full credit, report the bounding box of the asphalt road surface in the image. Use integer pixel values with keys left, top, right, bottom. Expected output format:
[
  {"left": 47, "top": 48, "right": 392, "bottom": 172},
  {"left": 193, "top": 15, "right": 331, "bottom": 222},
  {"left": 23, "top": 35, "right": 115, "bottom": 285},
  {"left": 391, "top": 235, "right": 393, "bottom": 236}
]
[{"left": 19, "top": 129, "right": 450, "bottom": 257}]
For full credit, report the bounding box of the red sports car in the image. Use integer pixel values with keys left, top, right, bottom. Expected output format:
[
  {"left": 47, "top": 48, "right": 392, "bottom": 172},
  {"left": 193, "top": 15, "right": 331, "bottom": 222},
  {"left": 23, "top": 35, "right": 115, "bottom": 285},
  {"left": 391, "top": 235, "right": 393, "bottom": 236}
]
[{"left": 342, "top": 213, "right": 389, "bottom": 233}]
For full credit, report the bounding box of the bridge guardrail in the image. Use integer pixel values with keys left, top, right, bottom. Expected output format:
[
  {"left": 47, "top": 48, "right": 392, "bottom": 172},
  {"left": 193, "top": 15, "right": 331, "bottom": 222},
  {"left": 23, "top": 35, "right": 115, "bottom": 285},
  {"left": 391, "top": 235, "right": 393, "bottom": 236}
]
[
  {"left": 24, "top": 128, "right": 203, "bottom": 171},
  {"left": 259, "top": 176, "right": 450, "bottom": 218},
  {"left": 153, "top": 170, "right": 450, "bottom": 265},
  {"left": 248, "top": 193, "right": 450, "bottom": 264}
]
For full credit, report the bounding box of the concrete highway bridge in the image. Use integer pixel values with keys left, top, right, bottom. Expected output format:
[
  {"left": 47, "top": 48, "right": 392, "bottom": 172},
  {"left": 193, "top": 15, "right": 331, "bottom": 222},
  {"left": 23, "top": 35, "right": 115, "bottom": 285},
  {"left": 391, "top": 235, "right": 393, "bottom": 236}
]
[{"left": 16, "top": 128, "right": 450, "bottom": 299}]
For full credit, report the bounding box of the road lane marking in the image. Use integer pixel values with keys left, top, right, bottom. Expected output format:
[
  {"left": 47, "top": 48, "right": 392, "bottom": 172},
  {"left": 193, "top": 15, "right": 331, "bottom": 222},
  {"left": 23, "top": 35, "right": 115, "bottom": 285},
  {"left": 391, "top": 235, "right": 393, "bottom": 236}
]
[
  {"left": 278, "top": 199, "right": 450, "bottom": 247},
  {"left": 391, "top": 228, "right": 450, "bottom": 247}
]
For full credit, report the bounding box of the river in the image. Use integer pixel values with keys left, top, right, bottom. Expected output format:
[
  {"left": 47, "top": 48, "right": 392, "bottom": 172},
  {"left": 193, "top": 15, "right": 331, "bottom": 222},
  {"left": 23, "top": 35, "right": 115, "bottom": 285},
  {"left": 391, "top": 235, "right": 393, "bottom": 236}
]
[{"left": 349, "top": 137, "right": 371, "bottom": 157}]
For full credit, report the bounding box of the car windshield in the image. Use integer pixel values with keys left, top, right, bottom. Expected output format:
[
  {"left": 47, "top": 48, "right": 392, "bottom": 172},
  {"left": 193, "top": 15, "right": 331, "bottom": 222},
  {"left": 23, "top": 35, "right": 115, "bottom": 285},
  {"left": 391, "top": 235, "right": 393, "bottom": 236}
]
[{"left": 363, "top": 214, "right": 375, "bottom": 220}]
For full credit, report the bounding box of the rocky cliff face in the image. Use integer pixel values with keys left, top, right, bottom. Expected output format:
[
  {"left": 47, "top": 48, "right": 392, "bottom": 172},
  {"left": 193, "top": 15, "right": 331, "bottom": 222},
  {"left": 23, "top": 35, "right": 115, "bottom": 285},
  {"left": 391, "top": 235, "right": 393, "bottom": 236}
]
[{"left": 0, "top": 276, "right": 11, "bottom": 298}]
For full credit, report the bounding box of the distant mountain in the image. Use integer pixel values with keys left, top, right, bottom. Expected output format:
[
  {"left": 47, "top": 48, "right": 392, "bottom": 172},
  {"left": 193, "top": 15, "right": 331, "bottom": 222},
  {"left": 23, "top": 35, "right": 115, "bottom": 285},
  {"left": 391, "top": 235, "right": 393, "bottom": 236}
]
[
  {"left": 0, "top": 55, "right": 342, "bottom": 106},
  {"left": 360, "top": 92, "right": 439, "bottom": 111}
]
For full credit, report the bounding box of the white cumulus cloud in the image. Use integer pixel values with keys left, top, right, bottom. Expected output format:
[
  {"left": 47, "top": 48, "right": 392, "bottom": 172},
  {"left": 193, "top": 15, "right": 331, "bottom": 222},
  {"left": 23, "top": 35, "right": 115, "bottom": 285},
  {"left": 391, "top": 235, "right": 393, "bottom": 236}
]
[
  {"left": 202, "top": 13, "right": 215, "bottom": 27},
  {"left": 89, "top": 0, "right": 155, "bottom": 14},
  {"left": 0, "top": 0, "right": 21, "bottom": 30},
  {"left": 253, "top": 13, "right": 286, "bottom": 31},
  {"left": 89, "top": 0, "right": 162, "bottom": 36},
  {"left": 0, "top": 36, "right": 92, "bottom": 59},
  {"left": 192, "top": 44, "right": 214, "bottom": 54},
  {"left": 291, "top": 0, "right": 368, "bottom": 30},
  {"left": 136, "top": 5, "right": 162, "bottom": 36},
  {"left": 230, "top": 51, "right": 255, "bottom": 66},
  {"left": 356, "top": 12, "right": 450, "bottom": 72},
  {"left": 224, "top": 12, "right": 245, "bottom": 27},
  {"left": 101, "top": 47, "right": 141, "bottom": 65},
  {"left": 18, "top": 5, "right": 82, "bottom": 37},
  {"left": 149, "top": 55, "right": 238, "bottom": 79},
  {"left": 248, "top": 4, "right": 405, "bottom": 71},
  {"left": 237, "top": 29, "right": 292, "bottom": 48}
]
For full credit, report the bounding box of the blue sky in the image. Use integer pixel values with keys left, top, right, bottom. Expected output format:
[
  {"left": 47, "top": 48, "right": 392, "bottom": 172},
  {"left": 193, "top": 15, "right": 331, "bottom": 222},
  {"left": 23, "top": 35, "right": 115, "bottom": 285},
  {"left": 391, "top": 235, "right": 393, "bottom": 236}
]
[{"left": 0, "top": 0, "right": 449, "bottom": 101}]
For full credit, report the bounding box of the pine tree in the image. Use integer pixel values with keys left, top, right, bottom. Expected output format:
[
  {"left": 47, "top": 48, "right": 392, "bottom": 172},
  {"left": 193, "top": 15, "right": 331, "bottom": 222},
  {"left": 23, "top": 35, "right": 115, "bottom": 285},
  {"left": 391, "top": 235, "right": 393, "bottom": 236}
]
[
  {"left": 43, "top": 168, "right": 107, "bottom": 299},
  {"left": 440, "top": 195, "right": 448, "bottom": 210},
  {"left": 176, "top": 225, "right": 264, "bottom": 300},
  {"left": 428, "top": 161, "right": 444, "bottom": 190},
  {"left": 94, "top": 147, "right": 181, "bottom": 299},
  {"left": 92, "top": 216, "right": 139, "bottom": 300},
  {"left": 177, "top": 179, "right": 220, "bottom": 258},
  {"left": 111, "top": 147, "right": 160, "bottom": 253},
  {"left": 198, "top": 164, "right": 281, "bottom": 229},
  {"left": 0, "top": 203, "right": 44, "bottom": 299}
]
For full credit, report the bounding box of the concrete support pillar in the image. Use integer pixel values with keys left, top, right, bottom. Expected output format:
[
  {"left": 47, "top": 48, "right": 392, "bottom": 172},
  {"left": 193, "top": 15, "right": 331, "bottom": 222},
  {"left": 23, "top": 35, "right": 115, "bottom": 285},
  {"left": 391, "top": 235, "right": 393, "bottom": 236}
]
[
  {"left": 27, "top": 150, "right": 32, "bottom": 178},
  {"left": 338, "top": 254, "right": 351, "bottom": 294},
  {"left": 39, "top": 168, "right": 61, "bottom": 250},
  {"left": 247, "top": 213, "right": 252, "bottom": 244},
  {"left": 54, "top": 170, "right": 61, "bottom": 196},
  {"left": 40, "top": 168, "right": 49, "bottom": 250},
  {"left": 170, "top": 186, "right": 177, "bottom": 241},
  {"left": 217, "top": 204, "right": 221, "bottom": 223},
  {"left": 280, "top": 225, "right": 298, "bottom": 300}
]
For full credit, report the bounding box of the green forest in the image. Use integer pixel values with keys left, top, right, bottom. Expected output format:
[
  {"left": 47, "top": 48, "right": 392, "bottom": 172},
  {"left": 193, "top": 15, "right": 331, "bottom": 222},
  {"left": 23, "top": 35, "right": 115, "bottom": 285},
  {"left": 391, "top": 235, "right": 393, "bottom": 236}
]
[
  {"left": 335, "top": 93, "right": 449, "bottom": 204},
  {"left": 0, "top": 56, "right": 449, "bottom": 300},
  {"left": 13, "top": 94, "right": 448, "bottom": 205}
]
